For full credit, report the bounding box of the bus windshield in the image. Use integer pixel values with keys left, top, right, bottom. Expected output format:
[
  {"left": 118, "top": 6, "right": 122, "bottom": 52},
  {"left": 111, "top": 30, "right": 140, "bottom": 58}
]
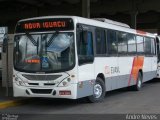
[{"left": 14, "top": 32, "right": 75, "bottom": 73}]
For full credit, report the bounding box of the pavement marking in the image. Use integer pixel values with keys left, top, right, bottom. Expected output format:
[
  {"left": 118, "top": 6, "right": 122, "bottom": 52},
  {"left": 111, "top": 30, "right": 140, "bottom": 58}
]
[{"left": 0, "top": 99, "right": 31, "bottom": 109}]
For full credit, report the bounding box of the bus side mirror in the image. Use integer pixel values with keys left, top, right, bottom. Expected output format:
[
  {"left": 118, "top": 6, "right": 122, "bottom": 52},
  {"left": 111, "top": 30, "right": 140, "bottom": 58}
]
[{"left": 3, "top": 35, "right": 8, "bottom": 53}]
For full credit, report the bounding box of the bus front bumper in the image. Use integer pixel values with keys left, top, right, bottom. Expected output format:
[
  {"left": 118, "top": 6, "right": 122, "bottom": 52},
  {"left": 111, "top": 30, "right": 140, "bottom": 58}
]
[{"left": 13, "top": 82, "right": 77, "bottom": 99}]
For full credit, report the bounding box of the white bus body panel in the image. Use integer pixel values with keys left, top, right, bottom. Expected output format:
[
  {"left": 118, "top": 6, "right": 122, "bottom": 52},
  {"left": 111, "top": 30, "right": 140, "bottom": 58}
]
[{"left": 13, "top": 16, "right": 157, "bottom": 99}]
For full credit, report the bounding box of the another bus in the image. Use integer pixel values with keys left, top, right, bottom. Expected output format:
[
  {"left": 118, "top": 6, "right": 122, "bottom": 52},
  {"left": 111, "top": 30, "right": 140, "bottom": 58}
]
[
  {"left": 156, "top": 36, "right": 160, "bottom": 78},
  {"left": 13, "top": 16, "right": 157, "bottom": 102}
]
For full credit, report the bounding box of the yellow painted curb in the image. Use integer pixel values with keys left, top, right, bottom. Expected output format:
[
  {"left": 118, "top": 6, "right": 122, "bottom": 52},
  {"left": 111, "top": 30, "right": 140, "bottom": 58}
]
[{"left": 0, "top": 99, "right": 30, "bottom": 109}]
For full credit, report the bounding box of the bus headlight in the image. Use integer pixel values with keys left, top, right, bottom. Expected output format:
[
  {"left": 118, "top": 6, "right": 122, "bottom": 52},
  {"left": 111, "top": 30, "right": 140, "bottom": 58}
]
[
  {"left": 14, "top": 77, "right": 26, "bottom": 86},
  {"left": 58, "top": 78, "right": 71, "bottom": 87}
]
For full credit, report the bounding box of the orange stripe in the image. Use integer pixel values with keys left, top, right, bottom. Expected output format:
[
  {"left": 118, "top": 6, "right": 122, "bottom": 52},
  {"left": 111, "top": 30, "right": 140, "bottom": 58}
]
[
  {"left": 128, "top": 56, "right": 144, "bottom": 86},
  {"left": 128, "top": 57, "right": 136, "bottom": 86},
  {"left": 136, "top": 30, "right": 146, "bottom": 35}
]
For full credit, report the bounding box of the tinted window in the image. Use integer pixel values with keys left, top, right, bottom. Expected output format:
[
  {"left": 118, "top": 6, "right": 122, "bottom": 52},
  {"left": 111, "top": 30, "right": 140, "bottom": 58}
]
[
  {"left": 128, "top": 34, "right": 136, "bottom": 54},
  {"left": 151, "top": 38, "right": 155, "bottom": 55},
  {"left": 144, "top": 37, "right": 151, "bottom": 55},
  {"left": 96, "top": 29, "right": 106, "bottom": 54},
  {"left": 117, "top": 32, "right": 127, "bottom": 54},
  {"left": 107, "top": 30, "right": 117, "bottom": 55},
  {"left": 77, "top": 27, "right": 94, "bottom": 65},
  {"left": 78, "top": 31, "right": 93, "bottom": 56},
  {"left": 136, "top": 36, "right": 144, "bottom": 53}
]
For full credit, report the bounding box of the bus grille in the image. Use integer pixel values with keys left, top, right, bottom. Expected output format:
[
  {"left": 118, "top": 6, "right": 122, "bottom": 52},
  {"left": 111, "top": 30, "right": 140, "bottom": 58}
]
[
  {"left": 22, "top": 74, "right": 61, "bottom": 81},
  {"left": 30, "top": 89, "right": 52, "bottom": 94}
]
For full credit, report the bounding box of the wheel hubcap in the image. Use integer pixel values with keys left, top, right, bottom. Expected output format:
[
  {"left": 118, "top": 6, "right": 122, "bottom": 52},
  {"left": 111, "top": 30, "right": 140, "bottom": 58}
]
[
  {"left": 94, "top": 84, "right": 102, "bottom": 98},
  {"left": 138, "top": 79, "right": 142, "bottom": 88}
]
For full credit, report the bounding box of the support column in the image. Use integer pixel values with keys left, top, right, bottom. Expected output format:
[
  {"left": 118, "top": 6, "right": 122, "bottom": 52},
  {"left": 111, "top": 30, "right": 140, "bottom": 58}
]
[
  {"left": 130, "top": 11, "right": 138, "bottom": 29},
  {"left": 158, "top": 29, "right": 160, "bottom": 35},
  {"left": 82, "top": 0, "right": 90, "bottom": 18},
  {"left": 130, "top": 0, "right": 138, "bottom": 29}
]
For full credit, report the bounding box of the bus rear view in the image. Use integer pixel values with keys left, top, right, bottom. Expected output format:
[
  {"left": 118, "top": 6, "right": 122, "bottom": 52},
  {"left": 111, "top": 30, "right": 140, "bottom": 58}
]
[{"left": 13, "top": 17, "right": 78, "bottom": 99}]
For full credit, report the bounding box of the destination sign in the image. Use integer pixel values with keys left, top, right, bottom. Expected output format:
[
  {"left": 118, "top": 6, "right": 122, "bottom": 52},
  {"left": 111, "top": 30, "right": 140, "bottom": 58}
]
[{"left": 15, "top": 18, "right": 74, "bottom": 33}]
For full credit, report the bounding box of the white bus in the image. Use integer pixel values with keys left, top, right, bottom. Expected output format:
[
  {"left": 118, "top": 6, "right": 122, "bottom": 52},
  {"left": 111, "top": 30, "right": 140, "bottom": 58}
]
[{"left": 13, "top": 16, "right": 157, "bottom": 102}]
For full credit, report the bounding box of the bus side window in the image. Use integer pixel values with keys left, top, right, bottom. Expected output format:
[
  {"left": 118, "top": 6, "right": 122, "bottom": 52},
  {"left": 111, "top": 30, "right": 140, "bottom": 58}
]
[
  {"left": 144, "top": 37, "right": 152, "bottom": 55},
  {"left": 78, "top": 31, "right": 93, "bottom": 56},
  {"left": 136, "top": 35, "right": 144, "bottom": 54},
  {"left": 127, "top": 34, "right": 136, "bottom": 54},
  {"left": 117, "top": 31, "right": 127, "bottom": 54},
  {"left": 86, "top": 32, "right": 93, "bottom": 56},
  {"left": 107, "top": 30, "right": 117, "bottom": 55},
  {"left": 77, "top": 28, "right": 94, "bottom": 65},
  {"left": 151, "top": 38, "right": 155, "bottom": 55},
  {"left": 95, "top": 29, "right": 106, "bottom": 55}
]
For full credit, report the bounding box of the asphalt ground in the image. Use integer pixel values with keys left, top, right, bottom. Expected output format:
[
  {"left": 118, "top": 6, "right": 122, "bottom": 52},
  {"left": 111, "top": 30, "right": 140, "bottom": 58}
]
[{"left": 0, "top": 79, "right": 160, "bottom": 120}]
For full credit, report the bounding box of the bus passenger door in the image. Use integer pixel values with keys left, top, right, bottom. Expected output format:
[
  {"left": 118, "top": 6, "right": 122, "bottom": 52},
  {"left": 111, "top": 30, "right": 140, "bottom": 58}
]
[
  {"left": 151, "top": 38, "right": 157, "bottom": 73},
  {"left": 76, "top": 25, "right": 94, "bottom": 98},
  {"left": 117, "top": 32, "right": 134, "bottom": 88},
  {"left": 156, "top": 37, "right": 160, "bottom": 62},
  {"left": 143, "top": 37, "right": 156, "bottom": 81},
  {"left": 105, "top": 30, "right": 118, "bottom": 91}
]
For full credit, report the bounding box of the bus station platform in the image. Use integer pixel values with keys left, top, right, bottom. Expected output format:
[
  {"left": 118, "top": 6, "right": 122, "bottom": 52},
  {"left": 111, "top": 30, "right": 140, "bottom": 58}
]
[{"left": 0, "top": 82, "right": 28, "bottom": 109}]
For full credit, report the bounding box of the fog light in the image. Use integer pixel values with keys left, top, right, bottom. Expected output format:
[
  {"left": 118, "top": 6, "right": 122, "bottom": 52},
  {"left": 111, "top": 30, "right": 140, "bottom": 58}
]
[
  {"left": 67, "top": 78, "right": 71, "bottom": 82},
  {"left": 52, "top": 90, "right": 56, "bottom": 95},
  {"left": 15, "top": 77, "right": 18, "bottom": 81},
  {"left": 14, "top": 77, "right": 25, "bottom": 86},
  {"left": 19, "top": 81, "right": 23, "bottom": 86}
]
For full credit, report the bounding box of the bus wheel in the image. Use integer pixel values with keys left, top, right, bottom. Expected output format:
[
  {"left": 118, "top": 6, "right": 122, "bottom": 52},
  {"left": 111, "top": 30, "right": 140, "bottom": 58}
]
[
  {"left": 88, "top": 77, "right": 106, "bottom": 103},
  {"left": 133, "top": 72, "right": 143, "bottom": 91}
]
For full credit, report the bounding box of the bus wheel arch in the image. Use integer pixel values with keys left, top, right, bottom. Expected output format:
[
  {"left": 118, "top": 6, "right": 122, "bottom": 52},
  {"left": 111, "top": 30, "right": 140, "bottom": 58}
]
[
  {"left": 97, "top": 73, "right": 105, "bottom": 84},
  {"left": 87, "top": 73, "right": 106, "bottom": 103}
]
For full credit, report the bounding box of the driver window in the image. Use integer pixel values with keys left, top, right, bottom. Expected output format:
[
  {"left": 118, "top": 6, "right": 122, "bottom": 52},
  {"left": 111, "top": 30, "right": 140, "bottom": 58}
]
[
  {"left": 78, "top": 31, "right": 93, "bottom": 56},
  {"left": 77, "top": 26, "right": 94, "bottom": 65}
]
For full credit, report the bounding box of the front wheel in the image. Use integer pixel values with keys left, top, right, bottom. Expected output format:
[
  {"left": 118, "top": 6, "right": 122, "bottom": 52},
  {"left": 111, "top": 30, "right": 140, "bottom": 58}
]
[{"left": 88, "top": 77, "right": 106, "bottom": 103}]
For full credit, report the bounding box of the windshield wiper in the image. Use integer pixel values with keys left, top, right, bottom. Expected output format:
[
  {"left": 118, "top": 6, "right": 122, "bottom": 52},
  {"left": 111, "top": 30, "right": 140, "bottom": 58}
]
[
  {"left": 46, "top": 31, "right": 59, "bottom": 47},
  {"left": 25, "top": 32, "right": 37, "bottom": 46},
  {"left": 25, "top": 32, "right": 39, "bottom": 55}
]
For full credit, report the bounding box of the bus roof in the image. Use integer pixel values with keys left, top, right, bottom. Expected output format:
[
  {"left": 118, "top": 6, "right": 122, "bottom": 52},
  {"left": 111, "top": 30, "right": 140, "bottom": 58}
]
[{"left": 18, "top": 16, "right": 155, "bottom": 38}]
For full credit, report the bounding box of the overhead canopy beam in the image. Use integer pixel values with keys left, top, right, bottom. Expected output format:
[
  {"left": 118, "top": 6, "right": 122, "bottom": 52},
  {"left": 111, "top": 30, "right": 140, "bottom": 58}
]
[
  {"left": 82, "top": 0, "right": 90, "bottom": 18},
  {"left": 130, "top": 0, "right": 138, "bottom": 29},
  {"left": 16, "top": 0, "right": 40, "bottom": 7}
]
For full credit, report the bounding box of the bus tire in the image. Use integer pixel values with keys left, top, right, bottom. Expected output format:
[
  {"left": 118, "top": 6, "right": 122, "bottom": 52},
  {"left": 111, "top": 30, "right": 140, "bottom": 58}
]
[
  {"left": 88, "top": 77, "right": 106, "bottom": 103},
  {"left": 133, "top": 72, "right": 143, "bottom": 91}
]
